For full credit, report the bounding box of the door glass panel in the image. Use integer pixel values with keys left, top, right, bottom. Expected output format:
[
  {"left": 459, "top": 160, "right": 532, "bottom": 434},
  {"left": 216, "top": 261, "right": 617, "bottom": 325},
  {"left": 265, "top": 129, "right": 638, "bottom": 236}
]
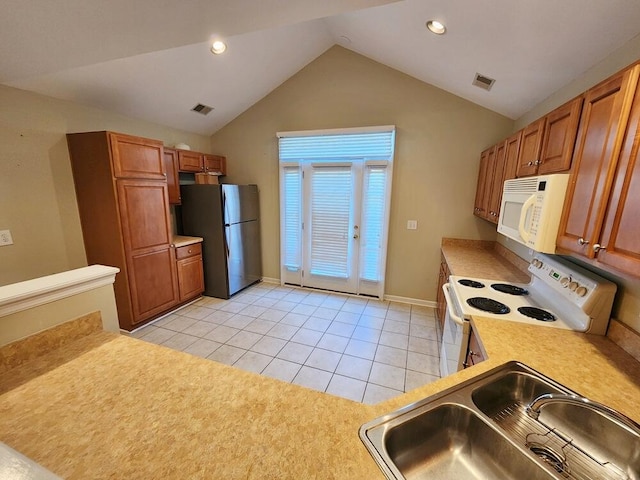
[{"left": 309, "top": 165, "right": 352, "bottom": 279}]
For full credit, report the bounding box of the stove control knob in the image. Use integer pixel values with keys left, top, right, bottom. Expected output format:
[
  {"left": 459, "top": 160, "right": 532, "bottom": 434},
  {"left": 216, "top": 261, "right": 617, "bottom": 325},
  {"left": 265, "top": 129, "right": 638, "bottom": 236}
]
[
  {"left": 576, "top": 286, "right": 588, "bottom": 297},
  {"left": 568, "top": 281, "right": 578, "bottom": 291},
  {"left": 560, "top": 277, "right": 570, "bottom": 287},
  {"left": 531, "top": 259, "right": 543, "bottom": 268}
]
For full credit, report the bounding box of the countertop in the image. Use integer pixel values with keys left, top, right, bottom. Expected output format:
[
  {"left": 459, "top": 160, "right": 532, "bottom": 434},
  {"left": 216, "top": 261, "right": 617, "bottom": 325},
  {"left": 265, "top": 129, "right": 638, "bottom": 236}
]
[
  {"left": 1, "top": 241, "right": 638, "bottom": 479},
  {"left": 1, "top": 321, "right": 639, "bottom": 479},
  {"left": 172, "top": 235, "right": 203, "bottom": 247},
  {"left": 441, "top": 240, "right": 530, "bottom": 283}
]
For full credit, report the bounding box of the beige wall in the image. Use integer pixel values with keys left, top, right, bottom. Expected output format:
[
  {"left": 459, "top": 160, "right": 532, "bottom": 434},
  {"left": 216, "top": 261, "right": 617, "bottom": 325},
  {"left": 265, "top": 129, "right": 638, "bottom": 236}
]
[
  {"left": 0, "top": 84, "right": 211, "bottom": 286},
  {"left": 504, "top": 34, "right": 640, "bottom": 333},
  {"left": 210, "top": 46, "right": 513, "bottom": 301}
]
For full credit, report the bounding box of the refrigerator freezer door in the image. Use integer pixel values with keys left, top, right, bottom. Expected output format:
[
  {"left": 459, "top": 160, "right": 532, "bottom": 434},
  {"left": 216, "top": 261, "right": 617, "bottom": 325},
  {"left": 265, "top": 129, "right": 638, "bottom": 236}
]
[
  {"left": 222, "top": 184, "right": 259, "bottom": 225},
  {"left": 225, "top": 220, "right": 262, "bottom": 296}
]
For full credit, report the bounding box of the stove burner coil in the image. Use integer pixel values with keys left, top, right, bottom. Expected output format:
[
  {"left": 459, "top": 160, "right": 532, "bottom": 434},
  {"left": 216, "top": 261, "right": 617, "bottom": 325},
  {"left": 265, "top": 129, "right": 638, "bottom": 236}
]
[
  {"left": 518, "top": 306, "right": 556, "bottom": 322},
  {"left": 466, "top": 297, "right": 510, "bottom": 314},
  {"left": 458, "top": 279, "right": 485, "bottom": 288},
  {"left": 491, "top": 283, "right": 529, "bottom": 296}
]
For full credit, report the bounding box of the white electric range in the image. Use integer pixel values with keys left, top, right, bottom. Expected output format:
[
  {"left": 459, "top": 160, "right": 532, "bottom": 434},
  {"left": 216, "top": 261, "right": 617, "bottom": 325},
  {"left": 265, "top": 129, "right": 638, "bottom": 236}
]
[{"left": 440, "top": 254, "right": 617, "bottom": 377}]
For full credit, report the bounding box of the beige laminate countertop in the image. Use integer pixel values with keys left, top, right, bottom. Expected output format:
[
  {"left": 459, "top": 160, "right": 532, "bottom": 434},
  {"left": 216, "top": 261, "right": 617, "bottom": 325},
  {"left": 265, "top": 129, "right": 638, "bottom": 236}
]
[
  {"left": 1, "top": 321, "right": 639, "bottom": 479},
  {"left": 172, "top": 235, "right": 203, "bottom": 247},
  {"left": 441, "top": 242, "right": 530, "bottom": 283},
  {"left": 1, "top": 242, "right": 638, "bottom": 479}
]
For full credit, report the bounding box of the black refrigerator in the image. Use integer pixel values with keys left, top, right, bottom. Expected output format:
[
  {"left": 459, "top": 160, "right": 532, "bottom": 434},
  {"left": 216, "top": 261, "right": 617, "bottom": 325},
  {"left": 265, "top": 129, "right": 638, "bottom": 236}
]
[{"left": 180, "top": 184, "right": 262, "bottom": 299}]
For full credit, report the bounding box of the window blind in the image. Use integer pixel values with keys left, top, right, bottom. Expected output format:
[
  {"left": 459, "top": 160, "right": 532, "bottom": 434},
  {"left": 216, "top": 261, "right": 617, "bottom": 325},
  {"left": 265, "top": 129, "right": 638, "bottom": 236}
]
[
  {"left": 279, "top": 130, "right": 395, "bottom": 162},
  {"left": 282, "top": 166, "right": 302, "bottom": 272},
  {"left": 360, "top": 165, "right": 388, "bottom": 282},
  {"left": 309, "top": 166, "right": 352, "bottom": 278}
]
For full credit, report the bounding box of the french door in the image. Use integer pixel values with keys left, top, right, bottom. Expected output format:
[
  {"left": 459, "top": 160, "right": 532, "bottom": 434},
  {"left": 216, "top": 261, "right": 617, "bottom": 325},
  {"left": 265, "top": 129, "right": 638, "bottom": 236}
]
[
  {"left": 304, "top": 162, "right": 361, "bottom": 294},
  {"left": 280, "top": 159, "right": 391, "bottom": 298}
]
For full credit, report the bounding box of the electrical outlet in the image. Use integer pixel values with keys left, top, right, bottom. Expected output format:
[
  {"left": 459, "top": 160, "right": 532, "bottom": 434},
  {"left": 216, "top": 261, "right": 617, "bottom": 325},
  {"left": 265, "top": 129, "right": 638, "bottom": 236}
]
[
  {"left": 407, "top": 220, "right": 418, "bottom": 230},
  {"left": 0, "top": 230, "right": 14, "bottom": 246}
]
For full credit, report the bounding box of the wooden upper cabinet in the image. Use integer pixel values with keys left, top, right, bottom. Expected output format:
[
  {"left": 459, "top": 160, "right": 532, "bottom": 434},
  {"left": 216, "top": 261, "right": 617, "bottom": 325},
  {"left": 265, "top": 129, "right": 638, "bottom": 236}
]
[
  {"left": 203, "top": 154, "right": 227, "bottom": 175},
  {"left": 557, "top": 65, "right": 640, "bottom": 258},
  {"left": 487, "top": 140, "right": 507, "bottom": 223},
  {"left": 595, "top": 73, "right": 640, "bottom": 277},
  {"left": 516, "top": 118, "right": 545, "bottom": 177},
  {"left": 503, "top": 131, "right": 522, "bottom": 181},
  {"left": 538, "top": 97, "right": 583, "bottom": 175},
  {"left": 109, "top": 133, "right": 165, "bottom": 180},
  {"left": 178, "top": 150, "right": 204, "bottom": 172},
  {"left": 473, "top": 147, "right": 492, "bottom": 218},
  {"left": 163, "top": 148, "right": 181, "bottom": 204}
]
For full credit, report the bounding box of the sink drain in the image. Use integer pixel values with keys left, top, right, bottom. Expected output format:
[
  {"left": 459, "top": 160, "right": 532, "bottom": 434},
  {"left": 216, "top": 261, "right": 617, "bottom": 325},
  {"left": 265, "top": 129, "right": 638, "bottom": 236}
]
[{"left": 527, "top": 443, "right": 569, "bottom": 475}]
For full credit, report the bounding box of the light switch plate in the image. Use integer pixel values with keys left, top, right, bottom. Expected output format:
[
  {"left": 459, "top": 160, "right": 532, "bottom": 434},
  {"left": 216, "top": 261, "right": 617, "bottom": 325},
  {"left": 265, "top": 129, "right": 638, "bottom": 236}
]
[
  {"left": 0, "top": 230, "right": 14, "bottom": 246},
  {"left": 407, "top": 220, "right": 418, "bottom": 230}
]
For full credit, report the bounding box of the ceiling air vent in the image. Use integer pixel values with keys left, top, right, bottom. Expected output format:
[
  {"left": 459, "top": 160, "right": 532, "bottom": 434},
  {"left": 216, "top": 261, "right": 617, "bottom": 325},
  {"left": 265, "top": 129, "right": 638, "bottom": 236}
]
[
  {"left": 191, "top": 103, "right": 214, "bottom": 115},
  {"left": 472, "top": 73, "right": 496, "bottom": 91}
]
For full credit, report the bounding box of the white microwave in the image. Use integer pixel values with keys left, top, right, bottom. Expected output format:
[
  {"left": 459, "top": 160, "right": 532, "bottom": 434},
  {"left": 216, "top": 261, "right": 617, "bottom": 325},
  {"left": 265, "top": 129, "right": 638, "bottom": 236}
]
[{"left": 497, "top": 174, "right": 569, "bottom": 253}]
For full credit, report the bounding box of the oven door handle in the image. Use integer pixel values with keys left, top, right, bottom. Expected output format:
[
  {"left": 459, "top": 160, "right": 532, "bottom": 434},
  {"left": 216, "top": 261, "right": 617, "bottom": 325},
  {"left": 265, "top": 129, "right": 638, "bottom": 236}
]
[{"left": 442, "top": 283, "right": 465, "bottom": 326}]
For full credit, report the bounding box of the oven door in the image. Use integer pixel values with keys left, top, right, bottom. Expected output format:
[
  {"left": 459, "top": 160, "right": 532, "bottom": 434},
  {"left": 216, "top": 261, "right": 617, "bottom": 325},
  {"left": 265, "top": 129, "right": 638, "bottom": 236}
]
[{"left": 439, "top": 283, "right": 470, "bottom": 377}]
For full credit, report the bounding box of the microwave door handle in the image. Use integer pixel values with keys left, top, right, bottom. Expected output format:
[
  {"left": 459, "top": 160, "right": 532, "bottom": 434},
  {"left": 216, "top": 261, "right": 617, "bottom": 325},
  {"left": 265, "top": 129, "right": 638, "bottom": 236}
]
[
  {"left": 442, "top": 283, "right": 464, "bottom": 326},
  {"left": 518, "top": 194, "right": 537, "bottom": 242}
]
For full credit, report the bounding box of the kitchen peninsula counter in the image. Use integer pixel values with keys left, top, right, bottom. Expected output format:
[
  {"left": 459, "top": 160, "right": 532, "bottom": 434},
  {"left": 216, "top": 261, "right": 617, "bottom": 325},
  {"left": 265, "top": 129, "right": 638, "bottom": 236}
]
[{"left": 2, "top": 314, "right": 640, "bottom": 479}]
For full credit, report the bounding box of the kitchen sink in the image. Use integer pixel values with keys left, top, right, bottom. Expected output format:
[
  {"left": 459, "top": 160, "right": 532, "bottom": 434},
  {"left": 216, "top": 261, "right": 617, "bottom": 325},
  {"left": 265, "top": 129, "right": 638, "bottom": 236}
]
[
  {"left": 380, "top": 403, "right": 553, "bottom": 479},
  {"left": 360, "top": 362, "right": 640, "bottom": 479}
]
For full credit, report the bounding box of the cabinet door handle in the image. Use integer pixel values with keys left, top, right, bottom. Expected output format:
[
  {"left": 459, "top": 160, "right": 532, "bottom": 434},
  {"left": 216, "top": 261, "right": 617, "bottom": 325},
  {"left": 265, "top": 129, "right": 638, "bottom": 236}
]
[
  {"left": 527, "top": 161, "right": 533, "bottom": 166},
  {"left": 593, "top": 243, "right": 606, "bottom": 253},
  {"left": 578, "top": 237, "right": 589, "bottom": 246}
]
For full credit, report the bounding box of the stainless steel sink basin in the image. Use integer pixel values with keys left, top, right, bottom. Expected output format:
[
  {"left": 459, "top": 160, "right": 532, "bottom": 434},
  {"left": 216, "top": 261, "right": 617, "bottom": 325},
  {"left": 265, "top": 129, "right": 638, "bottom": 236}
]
[
  {"left": 360, "top": 362, "right": 640, "bottom": 480},
  {"left": 471, "top": 368, "right": 640, "bottom": 479},
  {"left": 471, "top": 370, "right": 565, "bottom": 417},
  {"left": 379, "top": 403, "right": 553, "bottom": 479}
]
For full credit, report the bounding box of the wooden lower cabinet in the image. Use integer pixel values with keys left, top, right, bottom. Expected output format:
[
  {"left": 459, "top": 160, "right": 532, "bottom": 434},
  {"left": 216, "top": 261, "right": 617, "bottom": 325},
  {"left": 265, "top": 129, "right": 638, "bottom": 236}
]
[
  {"left": 176, "top": 243, "right": 204, "bottom": 302},
  {"left": 435, "top": 253, "right": 450, "bottom": 337},
  {"left": 464, "top": 329, "right": 486, "bottom": 368},
  {"left": 129, "top": 247, "right": 179, "bottom": 320}
]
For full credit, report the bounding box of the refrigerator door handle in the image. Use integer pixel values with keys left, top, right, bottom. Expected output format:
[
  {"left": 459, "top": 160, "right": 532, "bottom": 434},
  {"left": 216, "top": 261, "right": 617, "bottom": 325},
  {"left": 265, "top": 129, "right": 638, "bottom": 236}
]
[
  {"left": 222, "top": 190, "right": 230, "bottom": 226},
  {"left": 224, "top": 228, "right": 230, "bottom": 258}
]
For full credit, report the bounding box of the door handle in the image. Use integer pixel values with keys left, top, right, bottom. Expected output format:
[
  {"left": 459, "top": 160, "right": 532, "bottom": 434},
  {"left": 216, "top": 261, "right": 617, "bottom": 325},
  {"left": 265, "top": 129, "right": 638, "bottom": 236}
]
[{"left": 517, "top": 194, "right": 536, "bottom": 242}]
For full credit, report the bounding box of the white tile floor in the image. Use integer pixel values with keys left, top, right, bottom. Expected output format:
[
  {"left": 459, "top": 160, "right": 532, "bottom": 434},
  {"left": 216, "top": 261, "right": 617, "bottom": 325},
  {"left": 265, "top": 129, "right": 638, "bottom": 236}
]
[{"left": 129, "top": 282, "right": 442, "bottom": 404}]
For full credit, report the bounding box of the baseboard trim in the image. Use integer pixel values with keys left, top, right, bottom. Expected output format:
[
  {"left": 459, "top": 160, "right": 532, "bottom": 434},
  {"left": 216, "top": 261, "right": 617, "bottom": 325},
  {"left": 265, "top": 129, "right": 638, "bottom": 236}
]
[
  {"left": 259, "top": 277, "right": 436, "bottom": 307},
  {"left": 383, "top": 295, "right": 435, "bottom": 308}
]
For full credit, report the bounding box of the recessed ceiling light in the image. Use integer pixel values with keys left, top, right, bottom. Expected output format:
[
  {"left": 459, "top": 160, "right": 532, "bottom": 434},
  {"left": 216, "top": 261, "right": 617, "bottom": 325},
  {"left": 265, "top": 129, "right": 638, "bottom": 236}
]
[
  {"left": 426, "top": 20, "right": 446, "bottom": 35},
  {"left": 210, "top": 40, "right": 227, "bottom": 55}
]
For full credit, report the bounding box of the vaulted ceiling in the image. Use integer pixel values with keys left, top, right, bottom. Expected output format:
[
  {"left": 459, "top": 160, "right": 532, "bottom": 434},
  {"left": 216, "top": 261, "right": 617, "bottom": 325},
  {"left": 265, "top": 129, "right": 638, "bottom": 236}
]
[{"left": 2, "top": 0, "right": 640, "bottom": 135}]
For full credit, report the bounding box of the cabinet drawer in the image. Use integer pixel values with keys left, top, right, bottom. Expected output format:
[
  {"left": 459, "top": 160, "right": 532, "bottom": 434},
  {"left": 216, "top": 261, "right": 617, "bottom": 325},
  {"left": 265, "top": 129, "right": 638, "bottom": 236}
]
[{"left": 175, "top": 243, "right": 202, "bottom": 259}]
